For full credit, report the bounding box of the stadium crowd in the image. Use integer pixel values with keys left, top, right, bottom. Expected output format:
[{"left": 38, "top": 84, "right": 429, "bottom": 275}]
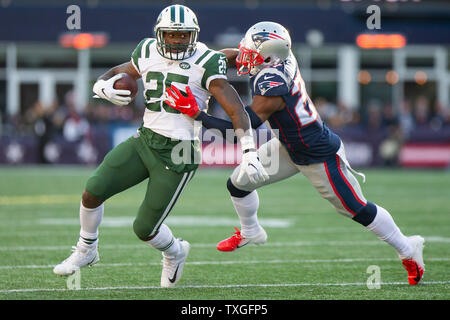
[
  {"left": 1, "top": 89, "right": 449, "bottom": 166},
  {"left": 314, "top": 95, "right": 450, "bottom": 135},
  {"left": 314, "top": 95, "right": 450, "bottom": 166}
]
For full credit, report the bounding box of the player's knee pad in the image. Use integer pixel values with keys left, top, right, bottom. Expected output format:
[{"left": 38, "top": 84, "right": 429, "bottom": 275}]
[
  {"left": 133, "top": 216, "right": 156, "bottom": 241},
  {"left": 85, "top": 175, "right": 110, "bottom": 201},
  {"left": 133, "top": 202, "right": 163, "bottom": 241},
  {"left": 352, "top": 201, "right": 377, "bottom": 226},
  {"left": 227, "top": 178, "right": 251, "bottom": 198}
]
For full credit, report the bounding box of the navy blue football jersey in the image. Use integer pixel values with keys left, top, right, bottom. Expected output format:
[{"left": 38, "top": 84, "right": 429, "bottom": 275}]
[{"left": 250, "top": 51, "right": 341, "bottom": 165}]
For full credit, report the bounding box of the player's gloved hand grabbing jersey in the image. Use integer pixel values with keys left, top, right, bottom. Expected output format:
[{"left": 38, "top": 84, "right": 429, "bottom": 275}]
[
  {"left": 93, "top": 74, "right": 132, "bottom": 106},
  {"left": 165, "top": 85, "right": 269, "bottom": 184},
  {"left": 165, "top": 85, "right": 200, "bottom": 117}
]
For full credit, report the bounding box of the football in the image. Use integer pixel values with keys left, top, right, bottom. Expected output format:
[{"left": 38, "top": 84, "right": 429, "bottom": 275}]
[{"left": 113, "top": 73, "right": 138, "bottom": 99}]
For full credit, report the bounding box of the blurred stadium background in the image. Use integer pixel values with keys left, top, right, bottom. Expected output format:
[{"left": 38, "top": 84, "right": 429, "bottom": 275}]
[{"left": 0, "top": 0, "right": 449, "bottom": 168}]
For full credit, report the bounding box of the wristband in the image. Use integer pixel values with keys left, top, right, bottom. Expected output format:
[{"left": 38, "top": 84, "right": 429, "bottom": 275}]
[
  {"left": 240, "top": 135, "right": 255, "bottom": 153},
  {"left": 243, "top": 148, "right": 257, "bottom": 154}
]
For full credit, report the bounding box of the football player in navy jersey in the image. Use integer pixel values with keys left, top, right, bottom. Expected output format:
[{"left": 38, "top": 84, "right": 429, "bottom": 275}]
[{"left": 165, "top": 21, "right": 425, "bottom": 285}]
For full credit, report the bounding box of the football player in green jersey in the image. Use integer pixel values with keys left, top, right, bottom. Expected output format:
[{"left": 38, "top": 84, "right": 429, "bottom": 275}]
[{"left": 53, "top": 4, "right": 268, "bottom": 288}]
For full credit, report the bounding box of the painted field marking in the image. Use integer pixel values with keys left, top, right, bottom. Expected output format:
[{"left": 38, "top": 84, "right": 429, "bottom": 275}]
[
  {"left": 1, "top": 236, "right": 448, "bottom": 251},
  {"left": 0, "top": 257, "right": 448, "bottom": 270},
  {"left": 36, "top": 216, "right": 292, "bottom": 228},
  {"left": 0, "top": 195, "right": 79, "bottom": 205},
  {"left": 1, "top": 280, "right": 449, "bottom": 294}
]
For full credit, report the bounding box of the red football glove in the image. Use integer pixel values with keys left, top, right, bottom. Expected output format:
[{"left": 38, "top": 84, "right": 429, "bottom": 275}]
[{"left": 164, "top": 85, "right": 199, "bottom": 118}]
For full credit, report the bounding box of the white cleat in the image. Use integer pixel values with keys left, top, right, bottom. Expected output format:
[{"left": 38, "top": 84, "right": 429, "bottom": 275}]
[
  {"left": 216, "top": 227, "right": 267, "bottom": 252},
  {"left": 53, "top": 240, "right": 99, "bottom": 276},
  {"left": 160, "top": 239, "right": 190, "bottom": 288}
]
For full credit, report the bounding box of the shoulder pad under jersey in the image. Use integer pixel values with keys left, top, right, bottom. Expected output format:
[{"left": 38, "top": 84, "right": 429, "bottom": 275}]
[{"left": 253, "top": 67, "right": 290, "bottom": 97}]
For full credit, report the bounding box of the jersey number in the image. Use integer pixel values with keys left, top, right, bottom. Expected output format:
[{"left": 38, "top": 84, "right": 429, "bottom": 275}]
[
  {"left": 144, "top": 72, "right": 189, "bottom": 113},
  {"left": 218, "top": 57, "right": 227, "bottom": 75},
  {"left": 292, "top": 71, "right": 318, "bottom": 126}
]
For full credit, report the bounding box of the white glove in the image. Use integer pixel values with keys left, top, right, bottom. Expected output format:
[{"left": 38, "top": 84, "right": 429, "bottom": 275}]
[
  {"left": 93, "top": 73, "right": 132, "bottom": 106},
  {"left": 237, "top": 150, "right": 269, "bottom": 185},
  {"left": 237, "top": 136, "right": 269, "bottom": 185}
]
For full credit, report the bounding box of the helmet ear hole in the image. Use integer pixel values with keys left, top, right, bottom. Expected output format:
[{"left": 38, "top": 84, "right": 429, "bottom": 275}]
[{"left": 264, "top": 57, "right": 271, "bottom": 63}]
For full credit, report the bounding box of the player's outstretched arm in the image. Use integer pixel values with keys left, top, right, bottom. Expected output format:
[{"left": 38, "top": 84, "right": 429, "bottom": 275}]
[
  {"left": 165, "top": 80, "right": 269, "bottom": 183},
  {"left": 209, "top": 78, "right": 269, "bottom": 184},
  {"left": 164, "top": 80, "right": 252, "bottom": 134},
  {"left": 220, "top": 48, "right": 239, "bottom": 67},
  {"left": 196, "top": 94, "right": 284, "bottom": 142},
  {"left": 164, "top": 85, "right": 283, "bottom": 139}
]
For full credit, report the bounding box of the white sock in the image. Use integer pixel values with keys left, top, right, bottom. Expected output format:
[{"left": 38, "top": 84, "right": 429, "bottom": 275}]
[
  {"left": 231, "top": 191, "right": 262, "bottom": 237},
  {"left": 145, "top": 224, "right": 180, "bottom": 257},
  {"left": 366, "top": 205, "right": 413, "bottom": 259},
  {"left": 79, "top": 201, "right": 104, "bottom": 245}
]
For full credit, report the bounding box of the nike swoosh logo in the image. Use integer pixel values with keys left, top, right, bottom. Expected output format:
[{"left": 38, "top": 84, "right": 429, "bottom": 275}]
[
  {"left": 264, "top": 75, "right": 275, "bottom": 80},
  {"left": 178, "top": 104, "right": 191, "bottom": 109},
  {"left": 236, "top": 242, "right": 248, "bottom": 249},
  {"left": 413, "top": 263, "right": 421, "bottom": 282},
  {"left": 101, "top": 88, "right": 106, "bottom": 96},
  {"left": 168, "top": 264, "right": 180, "bottom": 283},
  {"left": 88, "top": 254, "right": 98, "bottom": 266}
]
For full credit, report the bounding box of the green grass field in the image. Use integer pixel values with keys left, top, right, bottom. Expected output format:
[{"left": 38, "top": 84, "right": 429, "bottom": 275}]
[{"left": 0, "top": 166, "right": 449, "bottom": 300}]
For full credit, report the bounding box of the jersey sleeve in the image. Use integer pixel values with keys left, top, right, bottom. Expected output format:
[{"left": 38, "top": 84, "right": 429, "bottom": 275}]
[
  {"left": 130, "top": 38, "right": 153, "bottom": 74},
  {"left": 200, "top": 52, "right": 228, "bottom": 90},
  {"left": 253, "top": 69, "right": 290, "bottom": 97}
]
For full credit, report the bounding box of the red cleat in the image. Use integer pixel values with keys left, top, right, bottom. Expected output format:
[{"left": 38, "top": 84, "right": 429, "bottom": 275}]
[
  {"left": 402, "top": 258, "right": 424, "bottom": 285},
  {"left": 401, "top": 235, "right": 425, "bottom": 285},
  {"left": 216, "top": 227, "right": 267, "bottom": 252}
]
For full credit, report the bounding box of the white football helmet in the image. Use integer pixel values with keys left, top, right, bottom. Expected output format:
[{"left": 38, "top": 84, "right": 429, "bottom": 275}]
[
  {"left": 154, "top": 4, "right": 200, "bottom": 60},
  {"left": 236, "top": 21, "right": 291, "bottom": 75}
]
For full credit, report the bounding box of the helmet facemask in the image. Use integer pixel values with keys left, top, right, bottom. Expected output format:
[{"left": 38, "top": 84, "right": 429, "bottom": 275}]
[
  {"left": 156, "top": 28, "right": 199, "bottom": 61},
  {"left": 236, "top": 43, "right": 265, "bottom": 76}
]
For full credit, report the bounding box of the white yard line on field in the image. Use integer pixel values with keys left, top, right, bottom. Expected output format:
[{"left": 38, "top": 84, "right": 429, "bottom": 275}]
[
  {"left": 1, "top": 236, "right": 448, "bottom": 251},
  {"left": 0, "top": 195, "right": 80, "bottom": 205},
  {"left": 0, "top": 227, "right": 354, "bottom": 238},
  {"left": 1, "top": 281, "right": 449, "bottom": 294},
  {"left": 0, "top": 257, "right": 448, "bottom": 270},
  {"left": 1, "top": 216, "right": 291, "bottom": 228},
  {"left": 36, "top": 216, "right": 292, "bottom": 228},
  {"left": 0, "top": 228, "right": 447, "bottom": 238}
]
